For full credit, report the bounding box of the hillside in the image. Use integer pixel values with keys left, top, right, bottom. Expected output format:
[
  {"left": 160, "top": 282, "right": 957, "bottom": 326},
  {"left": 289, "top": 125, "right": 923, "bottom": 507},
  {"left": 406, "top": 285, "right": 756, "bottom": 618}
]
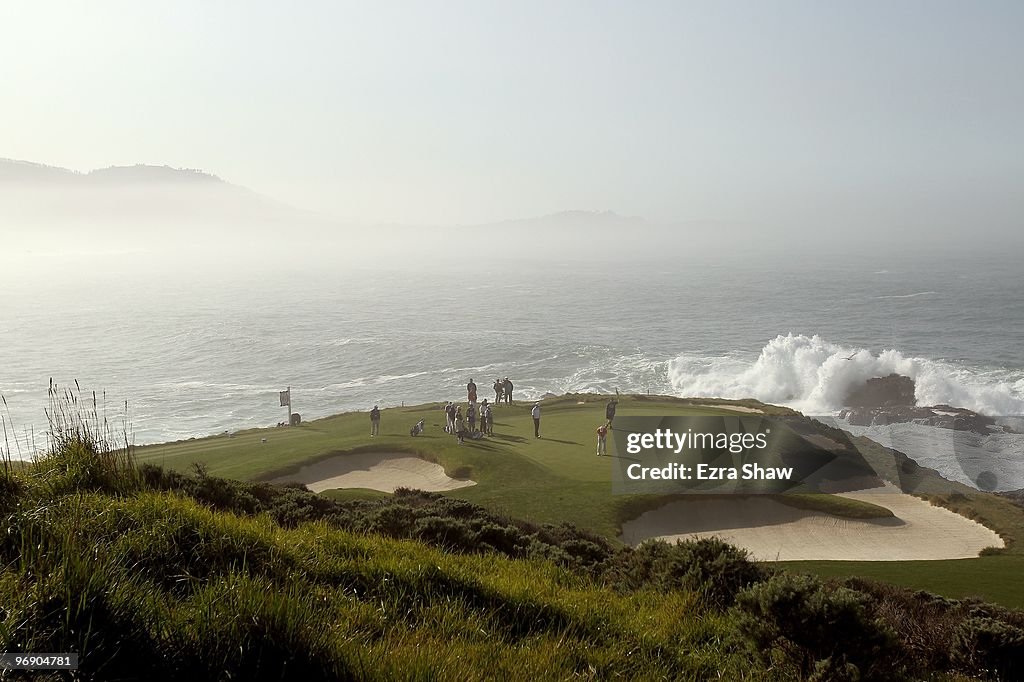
[
  {"left": 6, "top": 422, "right": 1024, "bottom": 680},
  {"left": 0, "top": 158, "right": 222, "bottom": 185}
]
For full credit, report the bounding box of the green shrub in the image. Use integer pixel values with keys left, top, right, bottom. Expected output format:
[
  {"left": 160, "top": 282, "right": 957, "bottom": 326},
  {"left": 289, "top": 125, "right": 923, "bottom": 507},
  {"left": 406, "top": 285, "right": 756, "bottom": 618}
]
[
  {"left": 952, "top": 616, "right": 1024, "bottom": 680},
  {"left": 733, "top": 573, "right": 897, "bottom": 680},
  {"left": 608, "top": 537, "right": 768, "bottom": 607}
]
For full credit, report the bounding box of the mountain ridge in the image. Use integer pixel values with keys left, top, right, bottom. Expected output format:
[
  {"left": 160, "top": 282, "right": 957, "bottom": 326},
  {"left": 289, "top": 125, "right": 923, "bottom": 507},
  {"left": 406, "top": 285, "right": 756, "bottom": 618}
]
[{"left": 0, "top": 158, "right": 223, "bottom": 185}]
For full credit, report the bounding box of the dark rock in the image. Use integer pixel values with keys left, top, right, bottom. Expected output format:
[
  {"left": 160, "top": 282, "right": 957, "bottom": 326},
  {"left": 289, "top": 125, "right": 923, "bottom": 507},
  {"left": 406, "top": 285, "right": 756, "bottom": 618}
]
[
  {"left": 838, "top": 407, "right": 875, "bottom": 426},
  {"left": 839, "top": 402, "right": 998, "bottom": 435},
  {"left": 844, "top": 373, "right": 916, "bottom": 408}
]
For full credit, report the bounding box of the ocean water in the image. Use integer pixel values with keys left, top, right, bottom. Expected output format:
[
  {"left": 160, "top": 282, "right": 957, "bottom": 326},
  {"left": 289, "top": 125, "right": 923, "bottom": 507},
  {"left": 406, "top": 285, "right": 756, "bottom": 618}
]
[{"left": 2, "top": 249, "right": 1022, "bottom": 487}]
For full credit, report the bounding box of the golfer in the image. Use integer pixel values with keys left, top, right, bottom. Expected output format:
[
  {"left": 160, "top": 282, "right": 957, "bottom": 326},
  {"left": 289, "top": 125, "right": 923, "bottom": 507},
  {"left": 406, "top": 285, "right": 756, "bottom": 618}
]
[
  {"left": 596, "top": 422, "right": 609, "bottom": 456},
  {"left": 605, "top": 398, "right": 618, "bottom": 428}
]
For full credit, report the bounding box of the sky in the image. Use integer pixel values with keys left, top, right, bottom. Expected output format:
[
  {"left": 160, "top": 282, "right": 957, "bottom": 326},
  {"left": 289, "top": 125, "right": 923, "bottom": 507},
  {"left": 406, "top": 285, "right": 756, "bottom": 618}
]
[{"left": 1, "top": 1, "right": 1022, "bottom": 230}]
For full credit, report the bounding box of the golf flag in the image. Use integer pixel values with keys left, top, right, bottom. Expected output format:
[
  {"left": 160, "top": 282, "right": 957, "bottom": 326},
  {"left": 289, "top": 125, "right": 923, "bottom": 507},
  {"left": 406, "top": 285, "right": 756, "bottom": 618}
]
[{"left": 279, "top": 389, "right": 291, "bottom": 407}]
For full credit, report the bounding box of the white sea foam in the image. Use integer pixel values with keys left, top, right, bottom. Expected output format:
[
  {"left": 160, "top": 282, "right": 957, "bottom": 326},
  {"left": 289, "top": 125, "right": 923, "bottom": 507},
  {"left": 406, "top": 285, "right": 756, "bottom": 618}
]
[{"left": 667, "top": 333, "right": 1024, "bottom": 416}]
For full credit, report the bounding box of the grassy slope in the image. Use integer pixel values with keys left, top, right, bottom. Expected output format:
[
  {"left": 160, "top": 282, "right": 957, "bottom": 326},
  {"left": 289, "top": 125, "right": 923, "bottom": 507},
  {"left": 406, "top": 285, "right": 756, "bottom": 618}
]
[
  {"left": 138, "top": 395, "right": 889, "bottom": 539},
  {"left": 8, "top": 445, "right": 1002, "bottom": 681},
  {"left": 0, "top": 486, "right": 756, "bottom": 680}
]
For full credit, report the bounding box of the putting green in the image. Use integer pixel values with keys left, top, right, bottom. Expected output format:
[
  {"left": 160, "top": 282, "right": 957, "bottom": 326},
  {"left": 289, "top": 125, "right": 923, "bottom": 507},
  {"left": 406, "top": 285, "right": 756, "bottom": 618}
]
[
  {"left": 138, "top": 395, "right": 794, "bottom": 537},
  {"left": 136, "top": 394, "right": 1024, "bottom": 606}
]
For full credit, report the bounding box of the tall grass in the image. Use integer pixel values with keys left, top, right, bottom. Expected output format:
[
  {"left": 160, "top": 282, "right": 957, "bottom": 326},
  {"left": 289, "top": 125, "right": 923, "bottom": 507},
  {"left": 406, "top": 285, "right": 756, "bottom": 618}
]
[
  {"left": 44, "top": 378, "right": 133, "bottom": 460},
  {"left": 33, "top": 379, "right": 139, "bottom": 495},
  {"left": 0, "top": 394, "right": 22, "bottom": 505}
]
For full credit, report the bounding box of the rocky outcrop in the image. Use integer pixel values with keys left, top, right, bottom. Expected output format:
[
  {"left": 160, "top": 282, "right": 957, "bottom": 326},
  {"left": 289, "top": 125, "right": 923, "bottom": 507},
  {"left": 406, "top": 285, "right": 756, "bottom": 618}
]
[
  {"left": 840, "top": 374, "right": 1001, "bottom": 434},
  {"left": 844, "top": 374, "right": 916, "bottom": 408},
  {"left": 839, "top": 404, "right": 999, "bottom": 433}
]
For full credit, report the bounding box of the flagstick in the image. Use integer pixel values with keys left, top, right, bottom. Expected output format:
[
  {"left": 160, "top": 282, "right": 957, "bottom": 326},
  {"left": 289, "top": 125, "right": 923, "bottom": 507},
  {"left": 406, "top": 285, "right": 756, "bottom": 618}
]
[{"left": 282, "top": 386, "right": 292, "bottom": 425}]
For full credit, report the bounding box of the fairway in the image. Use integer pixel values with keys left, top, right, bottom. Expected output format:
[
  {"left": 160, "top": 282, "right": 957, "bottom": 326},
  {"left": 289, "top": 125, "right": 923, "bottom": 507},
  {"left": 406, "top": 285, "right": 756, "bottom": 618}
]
[
  {"left": 138, "top": 395, "right": 774, "bottom": 537},
  {"left": 137, "top": 394, "right": 1024, "bottom": 607},
  {"left": 137, "top": 395, "right": 795, "bottom": 537}
]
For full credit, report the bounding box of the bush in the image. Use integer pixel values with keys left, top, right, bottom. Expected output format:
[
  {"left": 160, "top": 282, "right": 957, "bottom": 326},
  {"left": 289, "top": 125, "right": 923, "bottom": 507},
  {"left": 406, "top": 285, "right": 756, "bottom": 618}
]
[
  {"left": 733, "top": 573, "right": 897, "bottom": 680},
  {"left": 607, "top": 537, "right": 768, "bottom": 607},
  {"left": 952, "top": 616, "right": 1024, "bottom": 680}
]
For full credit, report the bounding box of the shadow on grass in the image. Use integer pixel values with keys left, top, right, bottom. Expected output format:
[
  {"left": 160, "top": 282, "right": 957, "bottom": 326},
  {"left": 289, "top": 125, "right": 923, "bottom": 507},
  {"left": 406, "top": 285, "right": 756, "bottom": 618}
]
[
  {"left": 604, "top": 454, "right": 642, "bottom": 463},
  {"left": 540, "top": 438, "right": 581, "bottom": 445},
  {"left": 473, "top": 442, "right": 505, "bottom": 453},
  {"left": 490, "top": 433, "right": 527, "bottom": 444}
]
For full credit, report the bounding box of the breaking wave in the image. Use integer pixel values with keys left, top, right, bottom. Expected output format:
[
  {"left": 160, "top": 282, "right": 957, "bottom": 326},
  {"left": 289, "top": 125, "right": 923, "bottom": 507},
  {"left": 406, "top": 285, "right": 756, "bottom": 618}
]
[{"left": 667, "top": 333, "right": 1024, "bottom": 416}]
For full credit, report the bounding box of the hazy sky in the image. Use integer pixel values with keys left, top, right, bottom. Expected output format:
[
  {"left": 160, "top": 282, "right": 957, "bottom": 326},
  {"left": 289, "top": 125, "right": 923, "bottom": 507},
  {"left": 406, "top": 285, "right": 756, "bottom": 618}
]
[{"left": 2, "top": 1, "right": 1022, "bottom": 228}]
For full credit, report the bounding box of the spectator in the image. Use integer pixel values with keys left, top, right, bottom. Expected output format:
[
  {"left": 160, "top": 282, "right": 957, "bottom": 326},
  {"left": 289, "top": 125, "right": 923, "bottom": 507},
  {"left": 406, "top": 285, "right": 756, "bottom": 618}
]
[
  {"left": 444, "top": 401, "right": 455, "bottom": 434},
  {"left": 493, "top": 379, "right": 503, "bottom": 405},
  {"left": 370, "top": 405, "right": 381, "bottom": 437},
  {"left": 531, "top": 401, "right": 541, "bottom": 438},
  {"left": 483, "top": 400, "right": 494, "bottom": 435},
  {"left": 503, "top": 377, "right": 514, "bottom": 405},
  {"left": 454, "top": 407, "right": 466, "bottom": 444}
]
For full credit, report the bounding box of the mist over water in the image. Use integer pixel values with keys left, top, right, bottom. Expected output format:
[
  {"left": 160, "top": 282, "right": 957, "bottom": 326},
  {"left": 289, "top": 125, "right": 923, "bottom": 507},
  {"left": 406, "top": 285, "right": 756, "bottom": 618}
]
[{"left": 2, "top": 245, "right": 1022, "bottom": 464}]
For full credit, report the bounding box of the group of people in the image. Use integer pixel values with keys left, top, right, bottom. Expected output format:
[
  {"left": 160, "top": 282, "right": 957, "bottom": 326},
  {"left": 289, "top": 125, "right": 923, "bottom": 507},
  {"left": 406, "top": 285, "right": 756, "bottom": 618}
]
[
  {"left": 369, "top": 388, "right": 619, "bottom": 455},
  {"left": 443, "top": 399, "right": 494, "bottom": 444},
  {"left": 444, "top": 377, "right": 509, "bottom": 443},
  {"left": 491, "top": 377, "right": 514, "bottom": 405}
]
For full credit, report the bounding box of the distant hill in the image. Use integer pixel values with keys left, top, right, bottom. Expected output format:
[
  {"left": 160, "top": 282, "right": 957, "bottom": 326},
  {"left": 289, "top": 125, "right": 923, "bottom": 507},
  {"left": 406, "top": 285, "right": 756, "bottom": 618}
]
[
  {"left": 0, "top": 158, "right": 79, "bottom": 183},
  {"left": 0, "top": 158, "right": 222, "bottom": 185},
  {"left": 0, "top": 158, "right": 338, "bottom": 257},
  {"left": 0, "top": 157, "right": 749, "bottom": 267},
  {"left": 84, "top": 164, "right": 223, "bottom": 185}
]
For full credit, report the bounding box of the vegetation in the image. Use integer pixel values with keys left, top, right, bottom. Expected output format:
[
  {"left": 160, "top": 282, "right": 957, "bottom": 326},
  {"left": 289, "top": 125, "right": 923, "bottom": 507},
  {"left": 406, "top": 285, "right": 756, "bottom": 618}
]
[
  {"left": 3, "top": 386, "right": 1024, "bottom": 679},
  {"left": 5, "top": 427, "right": 1024, "bottom": 678}
]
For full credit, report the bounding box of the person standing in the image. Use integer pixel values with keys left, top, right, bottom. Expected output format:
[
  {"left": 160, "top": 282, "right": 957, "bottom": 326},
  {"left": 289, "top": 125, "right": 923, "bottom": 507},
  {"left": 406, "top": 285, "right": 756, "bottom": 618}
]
[
  {"left": 596, "top": 422, "right": 609, "bottom": 456},
  {"left": 531, "top": 401, "right": 541, "bottom": 438},
  {"left": 493, "top": 379, "right": 503, "bottom": 405},
  {"left": 467, "top": 402, "right": 477, "bottom": 433},
  {"left": 467, "top": 378, "right": 478, "bottom": 405},
  {"left": 370, "top": 405, "right": 381, "bottom": 437},
  {"left": 444, "top": 401, "right": 455, "bottom": 434},
  {"left": 484, "top": 401, "right": 494, "bottom": 435},
  {"left": 503, "top": 377, "right": 514, "bottom": 405},
  {"left": 605, "top": 398, "right": 618, "bottom": 428},
  {"left": 454, "top": 406, "right": 466, "bottom": 445}
]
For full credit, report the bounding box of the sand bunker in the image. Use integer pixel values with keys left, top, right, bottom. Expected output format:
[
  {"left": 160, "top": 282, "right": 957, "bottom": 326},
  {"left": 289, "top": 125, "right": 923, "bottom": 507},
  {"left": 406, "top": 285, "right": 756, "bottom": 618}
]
[
  {"left": 621, "top": 485, "right": 1004, "bottom": 561},
  {"left": 272, "top": 452, "right": 476, "bottom": 494}
]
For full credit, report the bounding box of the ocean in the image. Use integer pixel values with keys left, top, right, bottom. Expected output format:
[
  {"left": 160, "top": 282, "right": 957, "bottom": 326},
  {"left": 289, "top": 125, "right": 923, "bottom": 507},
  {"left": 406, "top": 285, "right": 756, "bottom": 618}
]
[{"left": 2, "top": 248, "right": 1022, "bottom": 488}]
